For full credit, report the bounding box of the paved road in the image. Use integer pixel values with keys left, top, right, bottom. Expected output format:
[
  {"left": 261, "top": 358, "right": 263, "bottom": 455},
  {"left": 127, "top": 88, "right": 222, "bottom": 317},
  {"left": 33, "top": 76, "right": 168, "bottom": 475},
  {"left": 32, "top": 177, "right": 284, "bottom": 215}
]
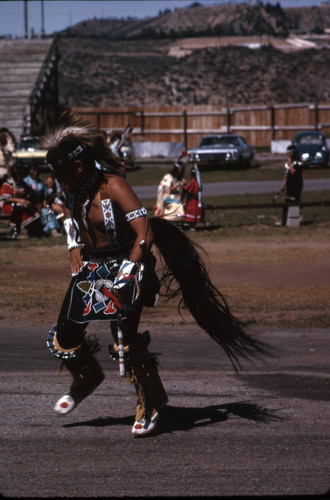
[
  {"left": 0, "top": 321, "right": 329, "bottom": 497},
  {"left": 133, "top": 178, "right": 330, "bottom": 199}
]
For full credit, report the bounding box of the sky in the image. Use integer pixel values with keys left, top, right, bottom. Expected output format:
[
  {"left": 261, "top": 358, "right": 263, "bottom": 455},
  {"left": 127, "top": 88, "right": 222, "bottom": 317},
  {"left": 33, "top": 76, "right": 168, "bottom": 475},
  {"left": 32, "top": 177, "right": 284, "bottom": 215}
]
[{"left": 0, "top": 0, "right": 327, "bottom": 38}]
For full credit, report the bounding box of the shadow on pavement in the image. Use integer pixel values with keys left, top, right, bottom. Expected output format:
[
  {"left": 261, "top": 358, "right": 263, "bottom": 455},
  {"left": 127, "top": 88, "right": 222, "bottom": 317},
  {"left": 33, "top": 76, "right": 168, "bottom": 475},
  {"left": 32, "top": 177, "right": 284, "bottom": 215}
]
[{"left": 62, "top": 401, "right": 282, "bottom": 436}]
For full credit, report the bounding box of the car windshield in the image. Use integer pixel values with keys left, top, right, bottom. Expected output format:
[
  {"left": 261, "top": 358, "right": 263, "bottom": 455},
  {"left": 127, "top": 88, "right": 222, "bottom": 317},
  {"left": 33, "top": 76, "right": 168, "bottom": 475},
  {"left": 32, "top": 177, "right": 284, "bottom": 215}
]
[
  {"left": 18, "top": 138, "right": 40, "bottom": 150},
  {"left": 200, "top": 136, "right": 240, "bottom": 147},
  {"left": 296, "top": 134, "right": 324, "bottom": 146}
]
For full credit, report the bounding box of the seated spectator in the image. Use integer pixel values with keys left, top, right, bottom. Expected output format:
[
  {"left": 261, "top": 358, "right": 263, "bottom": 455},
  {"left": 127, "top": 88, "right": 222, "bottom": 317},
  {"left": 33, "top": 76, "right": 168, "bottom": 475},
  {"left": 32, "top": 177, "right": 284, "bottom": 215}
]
[
  {"left": 153, "top": 160, "right": 186, "bottom": 225},
  {"left": 44, "top": 174, "right": 65, "bottom": 236},
  {"left": 24, "top": 164, "right": 46, "bottom": 208},
  {"left": 0, "top": 165, "right": 32, "bottom": 239},
  {"left": 24, "top": 165, "right": 61, "bottom": 237}
]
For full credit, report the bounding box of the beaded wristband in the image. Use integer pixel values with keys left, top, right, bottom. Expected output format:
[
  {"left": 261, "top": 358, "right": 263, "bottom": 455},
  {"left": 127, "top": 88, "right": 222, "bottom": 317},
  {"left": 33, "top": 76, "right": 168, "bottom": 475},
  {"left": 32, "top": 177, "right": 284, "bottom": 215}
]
[{"left": 69, "top": 244, "right": 83, "bottom": 252}]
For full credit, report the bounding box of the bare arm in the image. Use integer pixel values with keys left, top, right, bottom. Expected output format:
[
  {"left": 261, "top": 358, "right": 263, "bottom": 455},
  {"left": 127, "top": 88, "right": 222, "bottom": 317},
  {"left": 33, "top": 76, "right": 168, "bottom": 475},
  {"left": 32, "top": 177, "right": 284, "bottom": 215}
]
[
  {"left": 279, "top": 175, "right": 287, "bottom": 193},
  {"left": 4, "top": 197, "right": 30, "bottom": 206}
]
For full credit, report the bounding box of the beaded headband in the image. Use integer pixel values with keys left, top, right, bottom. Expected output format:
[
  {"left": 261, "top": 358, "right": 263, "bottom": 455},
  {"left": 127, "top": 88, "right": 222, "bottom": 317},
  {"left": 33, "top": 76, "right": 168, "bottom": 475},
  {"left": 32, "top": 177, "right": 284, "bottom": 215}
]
[{"left": 47, "top": 140, "right": 90, "bottom": 170}]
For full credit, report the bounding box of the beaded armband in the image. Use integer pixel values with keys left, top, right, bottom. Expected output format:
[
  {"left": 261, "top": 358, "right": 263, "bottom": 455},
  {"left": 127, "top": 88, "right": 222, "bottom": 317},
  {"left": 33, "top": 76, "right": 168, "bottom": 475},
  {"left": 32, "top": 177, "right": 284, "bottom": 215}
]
[
  {"left": 63, "top": 217, "right": 82, "bottom": 252},
  {"left": 125, "top": 206, "right": 147, "bottom": 223}
]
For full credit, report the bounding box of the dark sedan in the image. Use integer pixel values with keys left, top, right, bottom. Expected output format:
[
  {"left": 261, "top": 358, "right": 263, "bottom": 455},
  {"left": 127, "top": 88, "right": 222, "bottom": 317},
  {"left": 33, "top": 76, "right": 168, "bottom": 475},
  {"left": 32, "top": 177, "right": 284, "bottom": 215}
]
[
  {"left": 292, "top": 131, "right": 329, "bottom": 168},
  {"left": 187, "top": 134, "right": 254, "bottom": 169}
]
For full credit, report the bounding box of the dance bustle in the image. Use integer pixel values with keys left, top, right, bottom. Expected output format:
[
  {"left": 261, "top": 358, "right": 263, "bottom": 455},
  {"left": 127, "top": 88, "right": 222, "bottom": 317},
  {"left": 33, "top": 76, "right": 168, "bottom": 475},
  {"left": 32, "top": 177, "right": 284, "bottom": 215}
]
[{"left": 150, "top": 217, "right": 267, "bottom": 370}]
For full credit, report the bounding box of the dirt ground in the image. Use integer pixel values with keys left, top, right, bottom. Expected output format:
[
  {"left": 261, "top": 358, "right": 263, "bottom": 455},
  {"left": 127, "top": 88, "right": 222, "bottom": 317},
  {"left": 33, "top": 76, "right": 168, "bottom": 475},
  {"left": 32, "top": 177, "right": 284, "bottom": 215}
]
[{"left": 1, "top": 234, "right": 329, "bottom": 329}]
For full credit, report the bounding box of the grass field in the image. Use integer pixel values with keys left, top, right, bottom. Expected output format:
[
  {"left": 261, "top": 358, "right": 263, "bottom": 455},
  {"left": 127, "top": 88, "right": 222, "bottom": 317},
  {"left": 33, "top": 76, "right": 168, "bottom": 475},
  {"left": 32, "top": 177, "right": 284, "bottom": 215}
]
[
  {"left": 2, "top": 157, "right": 330, "bottom": 241},
  {"left": 129, "top": 158, "right": 330, "bottom": 232},
  {"left": 126, "top": 157, "right": 330, "bottom": 186}
]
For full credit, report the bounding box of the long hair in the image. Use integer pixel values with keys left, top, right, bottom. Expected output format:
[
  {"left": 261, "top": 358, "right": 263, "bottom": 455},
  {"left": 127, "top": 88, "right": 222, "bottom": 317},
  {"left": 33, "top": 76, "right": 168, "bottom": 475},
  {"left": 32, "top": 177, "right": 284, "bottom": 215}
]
[
  {"left": 0, "top": 128, "right": 17, "bottom": 151},
  {"left": 0, "top": 128, "right": 17, "bottom": 172},
  {"left": 150, "top": 217, "right": 268, "bottom": 370},
  {"left": 41, "top": 111, "right": 124, "bottom": 173}
]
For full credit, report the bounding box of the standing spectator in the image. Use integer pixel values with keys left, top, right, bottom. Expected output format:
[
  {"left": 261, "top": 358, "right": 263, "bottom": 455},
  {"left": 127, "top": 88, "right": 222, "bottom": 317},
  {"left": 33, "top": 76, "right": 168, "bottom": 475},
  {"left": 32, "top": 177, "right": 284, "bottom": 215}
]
[
  {"left": 278, "top": 145, "right": 303, "bottom": 226},
  {"left": 109, "top": 132, "right": 122, "bottom": 158},
  {"left": 108, "top": 130, "right": 130, "bottom": 179},
  {"left": 153, "top": 160, "right": 186, "bottom": 224}
]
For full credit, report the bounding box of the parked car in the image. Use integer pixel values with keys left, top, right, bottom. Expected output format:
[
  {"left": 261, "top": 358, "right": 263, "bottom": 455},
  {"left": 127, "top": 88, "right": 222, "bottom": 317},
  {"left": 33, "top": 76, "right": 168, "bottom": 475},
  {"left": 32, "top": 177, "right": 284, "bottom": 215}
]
[
  {"left": 12, "top": 136, "right": 48, "bottom": 170},
  {"left": 187, "top": 134, "right": 254, "bottom": 169},
  {"left": 292, "top": 131, "right": 329, "bottom": 168}
]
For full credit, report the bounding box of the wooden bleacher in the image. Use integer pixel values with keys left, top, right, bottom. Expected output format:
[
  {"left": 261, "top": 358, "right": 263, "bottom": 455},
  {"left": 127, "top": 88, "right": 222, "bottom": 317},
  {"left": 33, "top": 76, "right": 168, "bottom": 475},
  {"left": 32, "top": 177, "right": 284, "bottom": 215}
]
[{"left": 0, "top": 38, "right": 54, "bottom": 142}]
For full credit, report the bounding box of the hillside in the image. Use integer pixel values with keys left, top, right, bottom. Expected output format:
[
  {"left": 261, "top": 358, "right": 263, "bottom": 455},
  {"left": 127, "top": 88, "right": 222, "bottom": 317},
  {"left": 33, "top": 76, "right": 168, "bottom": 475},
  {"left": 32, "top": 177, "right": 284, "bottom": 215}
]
[
  {"left": 55, "top": 3, "right": 330, "bottom": 109},
  {"left": 58, "top": 3, "right": 330, "bottom": 39}
]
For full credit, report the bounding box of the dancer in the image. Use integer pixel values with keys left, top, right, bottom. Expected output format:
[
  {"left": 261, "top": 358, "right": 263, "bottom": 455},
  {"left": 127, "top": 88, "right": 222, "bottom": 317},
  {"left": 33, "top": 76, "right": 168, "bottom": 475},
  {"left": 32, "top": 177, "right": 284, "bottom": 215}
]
[
  {"left": 43, "top": 113, "right": 266, "bottom": 437},
  {"left": 43, "top": 113, "right": 166, "bottom": 436}
]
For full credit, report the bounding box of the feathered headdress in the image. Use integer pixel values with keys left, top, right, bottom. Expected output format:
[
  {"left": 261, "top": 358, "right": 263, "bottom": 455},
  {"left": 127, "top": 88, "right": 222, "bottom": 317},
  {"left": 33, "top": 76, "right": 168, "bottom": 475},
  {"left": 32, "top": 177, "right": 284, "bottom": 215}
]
[{"left": 41, "top": 111, "right": 124, "bottom": 172}]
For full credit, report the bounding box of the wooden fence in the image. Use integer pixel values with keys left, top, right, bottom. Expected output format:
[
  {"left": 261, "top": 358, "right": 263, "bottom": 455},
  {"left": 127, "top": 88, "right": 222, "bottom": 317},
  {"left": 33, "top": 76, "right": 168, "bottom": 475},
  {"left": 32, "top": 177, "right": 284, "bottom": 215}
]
[{"left": 73, "top": 102, "right": 330, "bottom": 150}]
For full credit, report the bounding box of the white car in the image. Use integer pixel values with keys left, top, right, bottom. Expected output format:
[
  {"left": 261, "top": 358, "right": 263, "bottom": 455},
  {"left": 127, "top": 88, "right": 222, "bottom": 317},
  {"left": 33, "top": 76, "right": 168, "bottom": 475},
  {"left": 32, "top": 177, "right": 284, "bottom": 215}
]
[{"left": 188, "top": 134, "right": 255, "bottom": 169}]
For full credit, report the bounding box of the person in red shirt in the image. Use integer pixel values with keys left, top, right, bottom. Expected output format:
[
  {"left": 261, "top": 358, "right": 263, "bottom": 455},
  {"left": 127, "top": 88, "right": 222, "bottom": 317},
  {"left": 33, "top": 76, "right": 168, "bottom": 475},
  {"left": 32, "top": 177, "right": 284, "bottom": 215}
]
[{"left": 0, "top": 166, "right": 31, "bottom": 239}]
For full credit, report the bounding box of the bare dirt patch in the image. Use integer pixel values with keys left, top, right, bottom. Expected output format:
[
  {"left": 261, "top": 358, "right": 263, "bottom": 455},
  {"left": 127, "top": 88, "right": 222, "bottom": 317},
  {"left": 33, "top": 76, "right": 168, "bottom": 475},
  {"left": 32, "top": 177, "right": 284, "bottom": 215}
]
[{"left": 1, "top": 235, "right": 329, "bottom": 330}]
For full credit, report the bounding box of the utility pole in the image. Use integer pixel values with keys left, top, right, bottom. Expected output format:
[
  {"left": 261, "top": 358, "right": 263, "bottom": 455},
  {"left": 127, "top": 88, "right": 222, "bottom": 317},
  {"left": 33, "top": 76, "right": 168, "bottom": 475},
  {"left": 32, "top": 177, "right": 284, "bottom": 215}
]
[
  {"left": 41, "top": 0, "right": 45, "bottom": 38},
  {"left": 24, "top": 0, "right": 28, "bottom": 39}
]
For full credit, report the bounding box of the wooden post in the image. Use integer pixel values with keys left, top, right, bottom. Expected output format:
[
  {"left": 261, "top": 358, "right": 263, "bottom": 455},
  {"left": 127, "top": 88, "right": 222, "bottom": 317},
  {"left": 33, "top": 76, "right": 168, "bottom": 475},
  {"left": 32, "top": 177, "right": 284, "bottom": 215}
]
[
  {"left": 41, "top": 0, "right": 45, "bottom": 38},
  {"left": 270, "top": 105, "right": 275, "bottom": 141},
  {"left": 24, "top": 0, "right": 28, "bottom": 39},
  {"left": 314, "top": 102, "right": 319, "bottom": 130},
  {"left": 140, "top": 110, "right": 145, "bottom": 137},
  {"left": 226, "top": 107, "right": 231, "bottom": 133},
  {"left": 53, "top": 45, "right": 59, "bottom": 121},
  {"left": 183, "top": 110, "right": 187, "bottom": 149}
]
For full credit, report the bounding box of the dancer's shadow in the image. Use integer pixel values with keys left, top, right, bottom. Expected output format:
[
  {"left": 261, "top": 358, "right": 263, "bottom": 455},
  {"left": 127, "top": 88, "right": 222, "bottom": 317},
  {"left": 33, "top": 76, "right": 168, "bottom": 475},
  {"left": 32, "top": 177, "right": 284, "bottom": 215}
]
[{"left": 63, "top": 401, "right": 282, "bottom": 435}]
